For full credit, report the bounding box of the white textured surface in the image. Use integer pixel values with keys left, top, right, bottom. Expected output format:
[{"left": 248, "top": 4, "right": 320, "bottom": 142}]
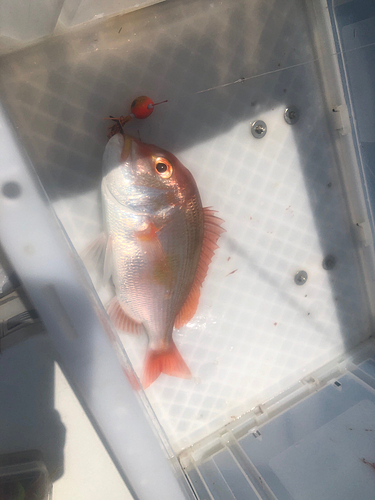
[{"left": 0, "top": 0, "right": 371, "bottom": 454}]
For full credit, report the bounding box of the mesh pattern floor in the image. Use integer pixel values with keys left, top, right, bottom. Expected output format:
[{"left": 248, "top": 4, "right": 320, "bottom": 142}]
[{"left": 0, "top": 0, "right": 371, "bottom": 451}]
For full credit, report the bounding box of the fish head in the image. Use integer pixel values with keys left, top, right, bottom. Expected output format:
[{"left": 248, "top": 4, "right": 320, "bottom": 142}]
[{"left": 103, "top": 134, "right": 198, "bottom": 214}]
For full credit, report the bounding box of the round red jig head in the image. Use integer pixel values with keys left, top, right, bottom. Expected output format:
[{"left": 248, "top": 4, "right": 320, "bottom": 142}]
[
  {"left": 130, "top": 96, "right": 155, "bottom": 119},
  {"left": 105, "top": 96, "right": 168, "bottom": 139}
]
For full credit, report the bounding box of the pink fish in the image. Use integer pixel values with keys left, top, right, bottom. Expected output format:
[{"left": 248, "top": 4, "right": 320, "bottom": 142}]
[{"left": 94, "top": 134, "right": 223, "bottom": 388}]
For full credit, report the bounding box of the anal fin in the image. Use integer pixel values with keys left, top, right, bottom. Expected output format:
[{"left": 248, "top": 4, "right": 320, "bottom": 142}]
[{"left": 107, "top": 296, "right": 143, "bottom": 334}]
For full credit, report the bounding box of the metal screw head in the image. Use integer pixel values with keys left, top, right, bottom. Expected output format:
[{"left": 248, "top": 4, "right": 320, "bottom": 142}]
[
  {"left": 284, "top": 106, "right": 299, "bottom": 125},
  {"left": 294, "top": 270, "right": 308, "bottom": 285},
  {"left": 322, "top": 255, "right": 337, "bottom": 270},
  {"left": 251, "top": 120, "right": 267, "bottom": 139}
]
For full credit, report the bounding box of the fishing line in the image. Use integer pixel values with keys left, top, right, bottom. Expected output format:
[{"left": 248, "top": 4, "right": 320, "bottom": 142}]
[
  {"left": 192, "top": 40, "right": 375, "bottom": 95},
  {"left": 107, "top": 39, "right": 375, "bottom": 136}
]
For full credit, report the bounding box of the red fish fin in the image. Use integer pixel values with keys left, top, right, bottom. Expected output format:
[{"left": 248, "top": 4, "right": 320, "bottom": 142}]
[
  {"left": 107, "top": 297, "right": 143, "bottom": 334},
  {"left": 142, "top": 342, "right": 192, "bottom": 388},
  {"left": 134, "top": 221, "right": 159, "bottom": 241},
  {"left": 175, "top": 207, "right": 225, "bottom": 329},
  {"left": 174, "top": 286, "right": 201, "bottom": 329},
  {"left": 134, "top": 222, "right": 166, "bottom": 262}
]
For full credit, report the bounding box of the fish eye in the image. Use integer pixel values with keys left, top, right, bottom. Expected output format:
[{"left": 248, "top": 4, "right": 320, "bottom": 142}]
[
  {"left": 154, "top": 157, "right": 173, "bottom": 179},
  {"left": 156, "top": 162, "right": 167, "bottom": 173}
]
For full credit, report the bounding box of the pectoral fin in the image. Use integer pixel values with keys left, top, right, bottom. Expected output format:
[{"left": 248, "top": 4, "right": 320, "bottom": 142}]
[{"left": 135, "top": 222, "right": 167, "bottom": 262}]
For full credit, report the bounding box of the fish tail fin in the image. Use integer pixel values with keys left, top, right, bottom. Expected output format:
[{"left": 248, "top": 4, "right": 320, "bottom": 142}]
[{"left": 142, "top": 342, "right": 191, "bottom": 388}]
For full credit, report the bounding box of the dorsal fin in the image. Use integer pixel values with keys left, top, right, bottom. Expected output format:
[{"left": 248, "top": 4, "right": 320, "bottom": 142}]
[{"left": 174, "top": 207, "right": 224, "bottom": 329}]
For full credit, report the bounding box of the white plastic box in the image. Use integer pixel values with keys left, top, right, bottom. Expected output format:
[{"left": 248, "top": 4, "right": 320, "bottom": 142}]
[{"left": 1, "top": 0, "right": 375, "bottom": 499}]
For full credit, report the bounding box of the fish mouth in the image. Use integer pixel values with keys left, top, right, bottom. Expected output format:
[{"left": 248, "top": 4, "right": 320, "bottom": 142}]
[
  {"left": 103, "top": 134, "right": 169, "bottom": 212},
  {"left": 120, "top": 134, "right": 133, "bottom": 162},
  {"left": 102, "top": 134, "right": 137, "bottom": 207}
]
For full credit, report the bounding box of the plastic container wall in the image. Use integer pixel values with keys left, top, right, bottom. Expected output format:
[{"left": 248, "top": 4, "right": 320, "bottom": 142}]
[
  {"left": 1, "top": 0, "right": 375, "bottom": 498},
  {"left": 1, "top": 0, "right": 374, "bottom": 454},
  {"left": 58, "top": 0, "right": 165, "bottom": 28},
  {"left": 0, "top": 0, "right": 64, "bottom": 43},
  {"left": 0, "top": 105, "right": 191, "bottom": 500},
  {"left": 0, "top": 0, "right": 165, "bottom": 54}
]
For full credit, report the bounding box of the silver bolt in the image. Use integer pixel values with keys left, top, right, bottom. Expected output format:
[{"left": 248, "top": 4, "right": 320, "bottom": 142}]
[
  {"left": 251, "top": 120, "right": 267, "bottom": 139},
  {"left": 294, "top": 270, "right": 308, "bottom": 285},
  {"left": 323, "top": 255, "right": 337, "bottom": 270},
  {"left": 284, "top": 106, "right": 299, "bottom": 125}
]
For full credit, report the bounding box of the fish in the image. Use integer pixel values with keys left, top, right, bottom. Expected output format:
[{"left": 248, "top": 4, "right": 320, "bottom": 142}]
[{"left": 90, "top": 133, "right": 223, "bottom": 388}]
